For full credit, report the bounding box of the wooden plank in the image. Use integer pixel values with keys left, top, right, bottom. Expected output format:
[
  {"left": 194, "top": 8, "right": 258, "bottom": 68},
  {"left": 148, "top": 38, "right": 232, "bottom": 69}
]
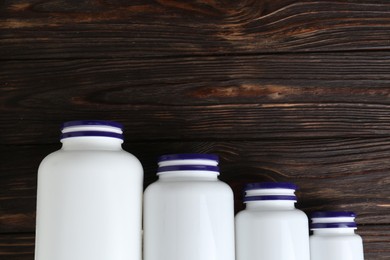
[
  {"left": 0, "top": 234, "right": 34, "bottom": 260},
  {"left": 0, "top": 225, "right": 388, "bottom": 260},
  {"left": 2, "top": 53, "right": 390, "bottom": 144},
  {"left": 1, "top": 1, "right": 390, "bottom": 58},
  {"left": 359, "top": 225, "right": 390, "bottom": 259},
  {"left": 1, "top": 139, "right": 389, "bottom": 232}
]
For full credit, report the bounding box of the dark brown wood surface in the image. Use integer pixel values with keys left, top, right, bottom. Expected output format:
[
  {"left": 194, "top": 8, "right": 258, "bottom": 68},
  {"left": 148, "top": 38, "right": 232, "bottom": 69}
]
[
  {"left": 1, "top": 0, "right": 390, "bottom": 58},
  {"left": 2, "top": 53, "right": 390, "bottom": 143},
  {"left": 1, "top": 0, "right": 389, "bottom": 259}
]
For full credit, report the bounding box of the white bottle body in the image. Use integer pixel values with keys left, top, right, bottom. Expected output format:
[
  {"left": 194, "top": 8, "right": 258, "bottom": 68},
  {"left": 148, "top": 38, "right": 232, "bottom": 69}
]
[
  {"left": 235, "top": 183, "right": 310, "bottom": 260},
  {"left": 310, "top": 230, "right": 364, "bottom": 260},
  {"left": 235, "top": 201, "right": 310, "bottom": 260},
  {"left": 144, "top": 178, "right": 235, "bottom": 260},
  {"left": 35, "top": 130, "right": 143, "bottom": 260},
  {"left": 143, "top": 155, "right": 235, "bottom": 260}
]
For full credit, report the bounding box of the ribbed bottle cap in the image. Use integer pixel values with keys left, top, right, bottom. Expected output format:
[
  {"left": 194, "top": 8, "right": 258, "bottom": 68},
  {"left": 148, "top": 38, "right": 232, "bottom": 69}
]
[
  {"left": 158, "top": 153, "right": 219, "bottom": 163},
  {"left": 244, "top": 182, "right": 298, "bottom": 202},
  {"left": 311, "top": 211, "right": 356, "bottom": 218},
  {"left": 244, "top": 195, "right": 297, "bottom": 201},
  {"left": 61, "top": 120, "right": 123, "bottom": 140},
  {"left": 311, "top": 222, "right": 357, "bottom": 229},
  {"left": 157, "top": 165, "right": 220, "bottom": 173},
  {"left": 244, "top": 182, "right": 298, "bottom": 191},
  {"left": 62, "top": 120, "right": 123, "bottom": 130},
  {"left": 310, "top": 211, "right": 357, "bottom": 230},
  {"left": 157, "top": 153, "right": 219, "bottom": 175}
]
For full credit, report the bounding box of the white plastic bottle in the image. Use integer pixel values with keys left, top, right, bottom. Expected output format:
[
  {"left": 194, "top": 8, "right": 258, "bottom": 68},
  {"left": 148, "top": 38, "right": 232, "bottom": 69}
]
[
  {"left": 310, "top": 211, "right": 364, "bottom": 260},
  {"left": 35, "top": 120, "right": 143, "bottom": 260},
  {"left": 143, "top": 154, "right": 235, "bottom": 260},
  {"left": 235, "top": 182, "right": 310, "bottom": 260}
]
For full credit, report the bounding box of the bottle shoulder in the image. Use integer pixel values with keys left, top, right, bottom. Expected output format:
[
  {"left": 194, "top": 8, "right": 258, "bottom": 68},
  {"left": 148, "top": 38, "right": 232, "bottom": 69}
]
[
  {"left": 38, "top": 148, "right": 143, "bottom": 173},
  {"left": 38, "top": 149, "right": 62, "bottom": 167},
  {"left": 235, "top": 206, "right": 308, "bottom": 219},
  {"left": 149, "top": 178, "right": 231, "bottom": 188},
  {"left": 144, "top": 178, "right": 233, "bottom": 196},
  {"left": 40, "top": 147, "right": 139, "bottom": 160},
  {"left": 310, "top": 232, "right": 363, "bottom": 242},
  {"left": 235, "top": 208, "right": 309, "bottom": 231},
  {"left": 235, "top": 209, "right": 248, "bottom": 221}
]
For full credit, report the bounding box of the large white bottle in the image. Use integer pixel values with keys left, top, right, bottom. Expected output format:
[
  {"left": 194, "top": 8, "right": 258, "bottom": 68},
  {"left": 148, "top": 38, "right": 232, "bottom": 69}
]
[
  {"left": 235, "top": 182, "right": 310, "bottom": 260},
  {"left": 143, "top": 154, "right": 235, "bottom": 260},
  {"left": 35, "top": 120, "right": 143, "bottom": 260},
  {"left": 310, "top": 211, "right": 364, "bottom": 260}
]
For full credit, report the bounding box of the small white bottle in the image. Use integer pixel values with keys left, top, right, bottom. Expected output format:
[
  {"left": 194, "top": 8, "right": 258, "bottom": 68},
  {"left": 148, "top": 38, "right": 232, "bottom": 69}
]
[
  {"left": 143, "top": 154, "right": 235, "bottom": 260},
  {"left": 310, "top": 211, "right": 364, "bottom": 260},
  {"left": 235, "top": 182, "right": 310, "bottom": 260},
  {"left": 35, "top": 120, "right": 144, "bottom": 260}
]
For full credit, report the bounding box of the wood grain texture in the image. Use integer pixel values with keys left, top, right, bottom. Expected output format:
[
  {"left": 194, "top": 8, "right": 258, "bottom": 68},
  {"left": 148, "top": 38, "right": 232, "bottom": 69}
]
[
  {"left": 1, "top": 0, "right": 390, "bottom": 258},
  {"left": 0, "top": 225, "right": 388, "bottom": 260},
  {"left": 1, "top": 139, "right": 389, "bottom": 232},
  {"left": 1, "top": 0, "right": 390, "bottom": 58},
  {"left": 2, "top": 53, "right": 390, "bottom": 144},
  {"left": 0, "top": 234, "right": 34, "bottom": 260},
  {"left": 359, "top": 225, "right": 390, "bottom": 259}
]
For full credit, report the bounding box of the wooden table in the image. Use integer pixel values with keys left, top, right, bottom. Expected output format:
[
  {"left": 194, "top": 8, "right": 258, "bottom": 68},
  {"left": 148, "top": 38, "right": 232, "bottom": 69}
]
[{"left": 1, "top": 0, "right": 389, "bottom": 259}]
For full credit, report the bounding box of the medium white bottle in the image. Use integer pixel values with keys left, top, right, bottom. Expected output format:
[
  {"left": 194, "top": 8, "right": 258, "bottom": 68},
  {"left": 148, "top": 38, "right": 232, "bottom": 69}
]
[
  {"left": 35, "top": 120, "right": 143, "bottom": 260},
  {"left": 235, "top": 182, "right": 310, "bottom": 260},
  {"left": 310, "top": 211, "right": 364, "bottom": 260},
  {"left": 143, "top": 154, "right": 235, "bottom": 260}
]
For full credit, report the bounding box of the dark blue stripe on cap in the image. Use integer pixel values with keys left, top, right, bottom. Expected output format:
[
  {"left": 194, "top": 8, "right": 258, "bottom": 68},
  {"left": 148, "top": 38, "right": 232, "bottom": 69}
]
[
  {"left": 157, "top": 165, "right": 219, "bottom": 173},
  {"left": 158, "top": 154, "right": 219, "bottom": 163},
  {"left": 62, "top": 120, "right": 123, "bottom": 130},
  {"left": 311, "top": 222, "right": 357, "bottom": 229},
  {"left": 245, "top": 182, "right": 298, "bottom": 191},
  {"left": 244, "top": 195, "right": 297, "bottom": 202},
  {"left": 61, "top": 131, "right": 123, "bottom": 140},
  {"left": 311, "top": 211, "right": 356, "bottom": 218}
]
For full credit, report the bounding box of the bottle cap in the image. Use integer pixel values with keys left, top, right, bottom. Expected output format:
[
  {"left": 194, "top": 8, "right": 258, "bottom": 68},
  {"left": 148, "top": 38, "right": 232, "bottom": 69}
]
[
  {"left": 311, "top": 211, "right": 356, "bottom": 218},
  {"left": 158, "top": 154, "right": 219, "bottom": 163},
  {"left": 244, "top": 182, "right": 298, "bottom": 191},
  {"left": 62, "top": 120, "right": 123, "bottom": 130},
  {"left": 157, "top": 165, "right": 220, "bottom": 174},
  {"left": 310, "top": 211, "right": 357, "bottom": 230},
  {"left": 61, "top": 120, "right": 123, "bottom": 140},
  {"left": 243, "top": 182, "right": 298, "bottom": 202},
  {"left": 157, "top": 154, "right": 219, "bottom": 175}
]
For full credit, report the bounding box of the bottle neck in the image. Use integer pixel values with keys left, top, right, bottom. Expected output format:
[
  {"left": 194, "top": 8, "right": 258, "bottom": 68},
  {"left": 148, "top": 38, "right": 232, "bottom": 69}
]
[
  {"left": 61, "top": 137, "right": 123, "bottom": 150},
  {"left": 158, "top": 171, "right": 219, "bottom": 181},
  {"left": 245, "top": 200, "right": 296, "bottom": 210},
  {"left": 313, "top": 228, "right": 356, "bottom": 235}
]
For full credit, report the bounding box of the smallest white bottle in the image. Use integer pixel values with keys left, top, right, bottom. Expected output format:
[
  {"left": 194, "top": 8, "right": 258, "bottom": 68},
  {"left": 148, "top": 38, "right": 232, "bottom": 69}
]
[{"left": 310, "top": 211, "right": 365, "bottom": 260}]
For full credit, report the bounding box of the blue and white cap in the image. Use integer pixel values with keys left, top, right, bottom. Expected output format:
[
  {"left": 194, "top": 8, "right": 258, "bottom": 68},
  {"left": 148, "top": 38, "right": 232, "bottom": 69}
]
[
  {"left": 310, "top": 211, "right": 357, "bottom": 230},
  {"left": 61, "top": 120, "right": 123, "bottom": 140},
  {"left": 157, "top": 154, "right": 219, "bottom": 175},
  {"left": 244, "top": 182, "right": 298, "bottom": 202}
]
